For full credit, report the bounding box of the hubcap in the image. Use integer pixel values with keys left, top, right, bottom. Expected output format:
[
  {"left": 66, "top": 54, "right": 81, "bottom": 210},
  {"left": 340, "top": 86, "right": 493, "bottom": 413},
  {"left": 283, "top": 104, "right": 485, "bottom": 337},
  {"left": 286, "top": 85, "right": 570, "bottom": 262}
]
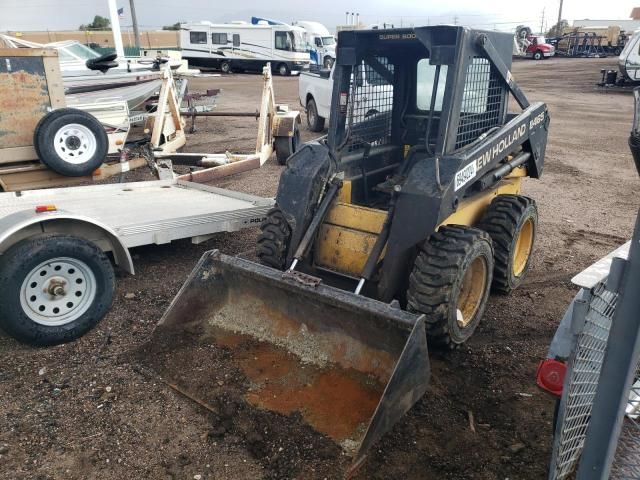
[
  {"left": 53, "top": 123, "right": 97, "bottom": 164},
  {"left": 456, "top": 257, "right": 488, "bottom": 328},
  {"left": 20, "top": 258, "right": 96, "bottom": 326},
  {"left": 513, "top": 218, "right": 534, "bottom": 276},
  {"left": 308, "top": 104, "right": 316, "bottom": 124}
]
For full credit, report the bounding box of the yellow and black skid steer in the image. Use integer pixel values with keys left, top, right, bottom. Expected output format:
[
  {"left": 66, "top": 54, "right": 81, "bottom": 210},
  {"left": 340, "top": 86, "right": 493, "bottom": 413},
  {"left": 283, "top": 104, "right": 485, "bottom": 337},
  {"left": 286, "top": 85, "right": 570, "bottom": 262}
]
[{"left": 145, "top": 25, "right": 549, "bottom": 474}]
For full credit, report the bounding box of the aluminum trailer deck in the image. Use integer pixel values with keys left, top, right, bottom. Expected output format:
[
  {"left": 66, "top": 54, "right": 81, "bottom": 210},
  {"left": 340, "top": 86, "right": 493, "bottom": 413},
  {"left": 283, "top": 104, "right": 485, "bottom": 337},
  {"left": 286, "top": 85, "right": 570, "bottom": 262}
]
[{"left": 0, "top": 179, "right": 274, "bottom": 346}]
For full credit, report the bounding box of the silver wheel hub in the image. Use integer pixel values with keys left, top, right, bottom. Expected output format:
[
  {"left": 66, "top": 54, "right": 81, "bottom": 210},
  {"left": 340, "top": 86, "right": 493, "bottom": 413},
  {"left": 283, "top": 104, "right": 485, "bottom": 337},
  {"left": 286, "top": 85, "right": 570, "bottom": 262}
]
[
  {"left": 53, "top": 123, "right": 97, "bottom": 164},
  {"left": 20, "top": 257, "right": 96, "bottom": 326}
]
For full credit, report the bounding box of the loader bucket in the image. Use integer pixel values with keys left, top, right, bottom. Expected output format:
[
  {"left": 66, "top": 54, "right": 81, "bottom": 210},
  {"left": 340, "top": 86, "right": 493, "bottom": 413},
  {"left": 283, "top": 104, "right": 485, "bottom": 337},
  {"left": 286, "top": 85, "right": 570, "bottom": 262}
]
[{"left": 145, "top": 250, "right": 430, "bottom": 474}]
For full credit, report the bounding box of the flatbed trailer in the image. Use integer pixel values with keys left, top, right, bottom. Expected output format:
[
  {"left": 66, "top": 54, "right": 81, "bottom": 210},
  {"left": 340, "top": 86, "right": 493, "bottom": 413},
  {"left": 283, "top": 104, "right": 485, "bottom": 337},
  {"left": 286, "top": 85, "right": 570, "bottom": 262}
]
[{"left": 0, "top": 179, "right": 273, "bottom": 346}]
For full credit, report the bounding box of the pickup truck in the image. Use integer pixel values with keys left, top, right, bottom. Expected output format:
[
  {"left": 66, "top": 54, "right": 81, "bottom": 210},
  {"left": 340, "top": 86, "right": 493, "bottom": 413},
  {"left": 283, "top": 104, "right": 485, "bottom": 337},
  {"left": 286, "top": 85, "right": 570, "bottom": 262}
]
[{"left": 298, "top": 64, "right": 392, "bottom": 132}]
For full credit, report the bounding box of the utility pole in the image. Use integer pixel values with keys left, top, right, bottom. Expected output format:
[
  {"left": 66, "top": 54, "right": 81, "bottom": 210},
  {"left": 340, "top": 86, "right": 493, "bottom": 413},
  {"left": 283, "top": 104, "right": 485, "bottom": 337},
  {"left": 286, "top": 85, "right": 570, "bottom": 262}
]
[
  {"left": 129, "top": 0, "right": 141, "bottom": 49},
  {"left": 453, "top": 15, "right": 458, "bottom": 25},
  {"left": 556, "top": 0, "right": 564, "bottom": 35},
  {"left": 540, "top": 7, "right": 545, "bottom": 35}
]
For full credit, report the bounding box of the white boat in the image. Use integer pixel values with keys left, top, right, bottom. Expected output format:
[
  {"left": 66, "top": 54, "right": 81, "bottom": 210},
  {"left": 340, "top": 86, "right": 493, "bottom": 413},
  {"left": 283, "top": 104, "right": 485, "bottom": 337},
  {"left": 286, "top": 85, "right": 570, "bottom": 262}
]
[{"left": 1, "top": 35, "right": 165, "bottom": 110}]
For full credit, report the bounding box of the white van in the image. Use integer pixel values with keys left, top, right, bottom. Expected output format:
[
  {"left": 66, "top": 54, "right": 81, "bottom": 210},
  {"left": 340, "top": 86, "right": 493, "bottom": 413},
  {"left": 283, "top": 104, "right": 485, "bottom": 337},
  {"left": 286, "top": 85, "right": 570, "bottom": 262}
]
[
  {"left": 294, "top": 21, "right": 336, "bottom": 68},
  {"left": 180, "top": 21, "right": 310, "bottom": 75}
]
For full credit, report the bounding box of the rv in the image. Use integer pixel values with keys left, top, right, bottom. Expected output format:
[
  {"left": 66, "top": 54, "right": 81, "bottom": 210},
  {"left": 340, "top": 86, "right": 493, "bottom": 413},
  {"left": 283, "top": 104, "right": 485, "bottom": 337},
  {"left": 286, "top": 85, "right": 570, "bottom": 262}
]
[
  {"left": 180, "top": 21, "right": 310, "bottom": 75},
  {"left": 293, "top": 21, "right": 336, "bottom": 68}
]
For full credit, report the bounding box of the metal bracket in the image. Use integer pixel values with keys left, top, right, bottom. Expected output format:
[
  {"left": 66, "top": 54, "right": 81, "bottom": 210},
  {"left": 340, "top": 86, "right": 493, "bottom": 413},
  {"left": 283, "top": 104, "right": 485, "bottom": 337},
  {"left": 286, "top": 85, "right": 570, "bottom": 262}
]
[{"left": 282, "top": 270, "right": 322, "bottom": 287}]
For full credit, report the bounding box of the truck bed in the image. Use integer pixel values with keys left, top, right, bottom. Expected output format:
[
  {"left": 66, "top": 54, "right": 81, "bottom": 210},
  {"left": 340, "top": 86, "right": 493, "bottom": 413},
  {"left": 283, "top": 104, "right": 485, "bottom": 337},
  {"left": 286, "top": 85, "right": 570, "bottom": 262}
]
[{"left": 0, "top": 179, "right": 274, "bottom": 248}]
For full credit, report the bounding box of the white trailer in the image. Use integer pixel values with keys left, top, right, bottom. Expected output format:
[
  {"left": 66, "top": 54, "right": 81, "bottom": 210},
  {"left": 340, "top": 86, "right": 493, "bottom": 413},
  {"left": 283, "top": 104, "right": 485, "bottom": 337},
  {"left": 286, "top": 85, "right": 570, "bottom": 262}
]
[
  {"left": 180, "top": 21, "right": 310, "bottom": 76},
  {"left": 0, "top": 178, "right": 273, "bottom": 346}
]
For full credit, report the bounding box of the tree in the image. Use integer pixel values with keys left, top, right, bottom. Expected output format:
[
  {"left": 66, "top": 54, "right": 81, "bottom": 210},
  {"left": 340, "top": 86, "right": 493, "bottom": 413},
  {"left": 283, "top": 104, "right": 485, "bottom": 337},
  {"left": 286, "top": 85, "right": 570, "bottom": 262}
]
[
  {"left": 162, "top": 23, "right": 181, "bottom": 31},
  {"left": 547, "top": 19, "right": 569, "bottom": 38},
  {"left": 79, "top": 15, "right": 111, "bottom": 31}
]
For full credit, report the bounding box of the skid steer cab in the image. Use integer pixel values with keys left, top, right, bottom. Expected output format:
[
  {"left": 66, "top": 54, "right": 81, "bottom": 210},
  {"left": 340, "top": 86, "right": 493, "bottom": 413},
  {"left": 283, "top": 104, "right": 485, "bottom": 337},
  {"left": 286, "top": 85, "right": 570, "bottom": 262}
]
[{"left": 147, "top": 25, "right": 549, "bottom": 475}]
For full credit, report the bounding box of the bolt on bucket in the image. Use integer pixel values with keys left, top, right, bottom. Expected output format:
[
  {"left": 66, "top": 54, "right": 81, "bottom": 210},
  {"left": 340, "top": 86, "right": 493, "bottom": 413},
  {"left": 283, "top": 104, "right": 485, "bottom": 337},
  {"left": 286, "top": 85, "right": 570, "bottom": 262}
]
[{"left": 142, "top": 250, "right": 430, "bottom": 474}]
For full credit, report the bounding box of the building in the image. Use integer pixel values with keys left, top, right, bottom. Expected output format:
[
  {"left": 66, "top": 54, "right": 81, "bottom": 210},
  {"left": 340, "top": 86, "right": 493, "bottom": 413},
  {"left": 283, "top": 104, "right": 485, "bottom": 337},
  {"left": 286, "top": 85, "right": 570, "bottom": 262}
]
[{"left": 573, "top": 7, "right": 640, "bottom": 32}]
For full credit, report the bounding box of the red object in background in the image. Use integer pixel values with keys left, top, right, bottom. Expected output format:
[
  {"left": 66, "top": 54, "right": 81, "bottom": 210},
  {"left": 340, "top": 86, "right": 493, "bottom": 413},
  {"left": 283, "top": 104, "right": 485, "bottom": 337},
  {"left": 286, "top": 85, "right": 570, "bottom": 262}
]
[{"left": 536, "top": 359, "right": 567, "bottom": 396}]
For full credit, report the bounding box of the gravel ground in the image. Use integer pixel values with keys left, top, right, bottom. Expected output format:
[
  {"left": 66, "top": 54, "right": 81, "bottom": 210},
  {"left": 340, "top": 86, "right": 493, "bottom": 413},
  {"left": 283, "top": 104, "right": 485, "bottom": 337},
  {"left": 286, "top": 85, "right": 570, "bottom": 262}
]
[{"left": 0, "top": 57, "right": 639, "bottom": 479}]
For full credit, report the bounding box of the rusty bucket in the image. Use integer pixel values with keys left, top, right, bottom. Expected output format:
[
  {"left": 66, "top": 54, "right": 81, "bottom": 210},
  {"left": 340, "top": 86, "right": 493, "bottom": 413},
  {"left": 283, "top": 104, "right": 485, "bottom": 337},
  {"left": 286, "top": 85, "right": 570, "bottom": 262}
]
[{"left": 144, "top": 250, "right": 430, "bottom": 474}]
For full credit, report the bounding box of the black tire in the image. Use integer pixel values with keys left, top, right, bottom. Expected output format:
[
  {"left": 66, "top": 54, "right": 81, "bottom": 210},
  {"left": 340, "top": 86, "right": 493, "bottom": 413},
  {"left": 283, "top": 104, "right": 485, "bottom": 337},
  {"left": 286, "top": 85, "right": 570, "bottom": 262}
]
[
  {"left": 0, "top": 234, "right": 115, "bottom": 346},
  {"left": 477, "top": 195, "right": 538, "bottom": 294},
  {"left": 277, "top": 63, "right": 290, "bottom": 76},
  {"left": 306, "top": 97, "right": 325, "bottom": 132},
  {"left": 34, "top": 108, "right": 108, "bottom": 177},
  {"left": 533, "top": 50, "right": 543, "bottom": 60},
  {"left": 323, "top": 56, "right": 334, "bottom": 69},
  {"left": 220, "top": 61, "right": 231, "bottom": 74},
  {"left": 407, "top": 226, "right": 494, "bottom": 349},
  {"left": 614, "top": 47, "right": 622, "bottom": 56},
  {"left": 274, "top": 126, "right": 300, "bottom": 166},
  {"left": 257, "top": 208, "right": 292, "bottom": 270}
]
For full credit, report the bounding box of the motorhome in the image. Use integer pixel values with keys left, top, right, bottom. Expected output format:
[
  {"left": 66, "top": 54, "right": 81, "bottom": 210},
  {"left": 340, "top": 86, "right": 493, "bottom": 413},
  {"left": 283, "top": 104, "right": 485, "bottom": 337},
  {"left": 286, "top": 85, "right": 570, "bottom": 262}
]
[
  {"left": 293, "top": 21, "right": 336, "bottom": 67},
  {"left": 179, "top": 21, "right": 310, "bottom": 75}
]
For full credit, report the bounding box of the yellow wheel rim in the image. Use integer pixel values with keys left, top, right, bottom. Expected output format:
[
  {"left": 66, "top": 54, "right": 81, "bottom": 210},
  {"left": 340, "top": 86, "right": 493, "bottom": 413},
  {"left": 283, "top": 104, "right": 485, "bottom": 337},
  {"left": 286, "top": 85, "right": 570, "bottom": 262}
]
[
  {"left": 456, "top": 257, "right": 488, "bottom": 328},
  {"left": 513, "top": 218, "right": 534, "bottom": 277}
]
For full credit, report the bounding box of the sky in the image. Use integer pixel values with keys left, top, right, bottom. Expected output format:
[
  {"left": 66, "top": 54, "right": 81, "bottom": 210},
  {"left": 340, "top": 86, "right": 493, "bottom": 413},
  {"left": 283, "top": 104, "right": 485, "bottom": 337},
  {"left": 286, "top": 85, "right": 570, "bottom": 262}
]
[{"left": 0, "top": 0, "right": 637, "bottom": 33}]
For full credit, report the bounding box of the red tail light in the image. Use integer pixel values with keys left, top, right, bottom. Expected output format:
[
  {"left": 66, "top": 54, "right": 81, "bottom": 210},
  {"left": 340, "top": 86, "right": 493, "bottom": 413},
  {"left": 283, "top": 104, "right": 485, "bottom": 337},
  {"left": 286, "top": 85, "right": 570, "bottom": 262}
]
[
  {"left": 536, "top": 359, "right": 566, "bottom": 397},
  {"left": 35, "top": 205, "right": 57, "bottom": 213}
]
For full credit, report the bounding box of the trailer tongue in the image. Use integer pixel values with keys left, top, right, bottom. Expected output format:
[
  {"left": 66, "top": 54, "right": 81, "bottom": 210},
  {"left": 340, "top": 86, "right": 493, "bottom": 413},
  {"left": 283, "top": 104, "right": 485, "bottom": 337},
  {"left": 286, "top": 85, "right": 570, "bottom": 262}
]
[{"left": 143, "top": 250, "right": 430, "bottom": 473}]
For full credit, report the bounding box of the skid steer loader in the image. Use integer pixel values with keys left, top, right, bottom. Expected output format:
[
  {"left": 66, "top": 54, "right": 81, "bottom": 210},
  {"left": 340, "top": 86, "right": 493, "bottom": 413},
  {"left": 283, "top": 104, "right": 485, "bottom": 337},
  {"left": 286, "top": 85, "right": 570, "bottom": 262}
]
[{"left": 145, "top": 25, "right": 549, "bottom": 474}]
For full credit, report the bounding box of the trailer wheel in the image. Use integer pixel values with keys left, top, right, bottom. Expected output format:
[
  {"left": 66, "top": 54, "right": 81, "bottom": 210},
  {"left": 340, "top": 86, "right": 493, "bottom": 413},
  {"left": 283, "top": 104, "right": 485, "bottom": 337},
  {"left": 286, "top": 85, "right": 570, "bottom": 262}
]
[
  {"left": 407, "top": 226, "right": 494, "bottom": 349},
  {"left": 274, "top": 127, "right": 300, "bottom": 165},
  {"left": 277, "top": 63, "right": 290, "bottom": 76},
  {"left": 533, "top": 50, "right": 543, "bottom": 60},
  {"left": 220, "top": 61, "right": 231, "bottom": 74},
  {"left": 306, "top": 97, "right": 325, "bottom": 132},
  {"left": 0, "top": 234, "right": 115, "bottom": 346},
  {"left": 477, "top": 195, "right": 538, "bottom": 294},
  {"left": 257, "top": 208, "right": 292, "bottom": 270},
  {"left": 34, "top": 108, "right": 108, "bottom": 177}
]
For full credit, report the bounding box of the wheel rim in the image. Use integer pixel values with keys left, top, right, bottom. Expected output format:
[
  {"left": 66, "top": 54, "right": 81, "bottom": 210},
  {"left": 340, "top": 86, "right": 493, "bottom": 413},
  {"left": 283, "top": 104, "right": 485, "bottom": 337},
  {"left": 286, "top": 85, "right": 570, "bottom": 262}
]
[
  {"left": 20, "top": 257, "right": 97, "bottom": 326},
  {"left": 308, "top": 103, "right": 317, "bottom": 126},
  {"left": 279, "top": 65, "right": 287, "bottom": 75},
  {"left": 53, "top": 123, "right": 98, "bottom": 165},
  {"left": 456, "top": 257, "right": 488, "bottom": 328},
  {"left": 513, "top": 217, "right": 534, "bottom": 276}
]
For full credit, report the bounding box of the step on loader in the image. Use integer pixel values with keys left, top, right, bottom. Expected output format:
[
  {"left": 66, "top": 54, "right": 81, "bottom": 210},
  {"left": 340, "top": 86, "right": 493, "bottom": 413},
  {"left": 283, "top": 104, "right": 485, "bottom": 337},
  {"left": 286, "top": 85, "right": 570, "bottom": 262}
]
[{"left": 143, "top": 25, "right": 549, "bottom": 474}]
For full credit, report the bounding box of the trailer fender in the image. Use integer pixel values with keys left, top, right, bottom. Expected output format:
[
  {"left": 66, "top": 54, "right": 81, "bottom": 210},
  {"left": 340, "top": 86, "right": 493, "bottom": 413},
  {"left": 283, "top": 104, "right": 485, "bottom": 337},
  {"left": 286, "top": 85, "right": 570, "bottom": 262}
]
[{"left": 0, "top": 210, "right": 134, "bottom": 274}]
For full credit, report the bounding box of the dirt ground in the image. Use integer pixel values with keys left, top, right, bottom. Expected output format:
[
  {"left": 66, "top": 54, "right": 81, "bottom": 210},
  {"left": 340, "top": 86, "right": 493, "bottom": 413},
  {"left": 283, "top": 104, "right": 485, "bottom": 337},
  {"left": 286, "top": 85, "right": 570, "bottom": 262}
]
[{"left": 1, "top": 57, "right": 639, "bottom": 480}]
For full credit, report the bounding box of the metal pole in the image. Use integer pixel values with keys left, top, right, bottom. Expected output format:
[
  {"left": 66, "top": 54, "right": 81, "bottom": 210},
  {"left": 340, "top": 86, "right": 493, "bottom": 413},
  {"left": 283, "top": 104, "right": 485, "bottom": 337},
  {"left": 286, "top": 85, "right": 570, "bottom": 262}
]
[
  {"left": 576, "top": 210, "right": 640, "bottom": 479},
  {"left": 540, "top": 7, "right": 545, "bottom": 35},
  {"left": 107, "top": 0, "right": 125, "bottom": 58},
  {"left": 556, "top": 0, "right": 564, "bottom": 36},
  {"left": 129, "top": 0, "right": 141, "bottom": 49}
]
